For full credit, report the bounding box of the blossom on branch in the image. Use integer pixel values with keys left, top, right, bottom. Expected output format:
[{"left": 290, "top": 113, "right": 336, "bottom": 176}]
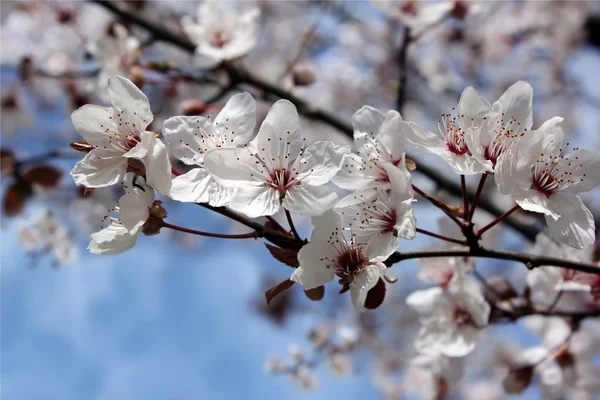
[
  {"left": 204, "top": 100, "right": 349, "bottom": 217},
  {"left": 163, "top": 92, "right": 256, "bottom": 207},
  {"left": 182, "top": 1, "right": 260, "bottom": 68},
  {"left": 406, "top": 275, "right": 490, "bottom": 357},
  {"left": 495, "top": 117, "right": 600, "bottom": 248},
  {"left": 291, "top": 210, "right": 393, "bottom": 311},
  {"left": 70, "top": 76, "right": 172, "bottom": 194}
]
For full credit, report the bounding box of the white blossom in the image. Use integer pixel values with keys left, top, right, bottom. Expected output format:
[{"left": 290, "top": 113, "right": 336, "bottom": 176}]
[
  {"left": 335, "top": 157, "right": 416, "bottom": 258},
  {"left": 406, "top": 276, "right": 490, "bottom": 357},
  {"left": 70, "top": 76, "right": 172, "bottom": 194},
  {"left": 291, "top": 210, "right": 392, "bottom": 311},
  {"left": 204, "top": 100, "right": 349, "bottom": 217},
  {"left": 495, "top": 117, "right": 600, "bottom": 248},
  {"left": 332, "top": 105, "right": 411, "bottom": 198},
  {"left": 182, "top": 1, "right": 260, "bottom": 68},
  {"left": 402, "top": 87, "right": 490, "bottom": 175},
  {"left": 88, "top": 175, "right": 154, "bottom": 255},
  {"left": 164, "top": 92, "right": 256, "bottom": 207}
]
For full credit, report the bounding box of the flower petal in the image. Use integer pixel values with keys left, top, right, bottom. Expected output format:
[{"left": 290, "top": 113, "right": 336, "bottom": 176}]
[
  {"left": 71, "top": 105, "right": 116, "bottom": 147},
  {"left": 331, "top": 153, "right": 373, "bottom": 190},
  {"left": 214, "top": 92, "right": 257, "bottom": 147},
  {"left": 293, "top": 241, "right": 337, "bottom": 289},
  {"left": 350, "top": 264, "right": 385, "bottom": 311},
  {"left": 545, "top": 192, "right": 595, "bottom": 249},
  {"left": 142, "top": 134, "right": 172, "bottom": 195},
  {"left": 294, "top": 141, "right": 350, "bottom": 185},
  {"left": 283, "top": 184, "right": 338, "bottom": 216},
  {"left": 169, "top": 168, "right": 212, "bottom": 203},
  {"left": 162, "top": 115, "right": 216, "bottom": 165},
  {"left": 204, "top": 147, "right": 264, "bottom": 187},
  {"left": 229, "top": 185, "right": 280, "bottom": 217},
  {"left": 70, "top": 150, "right": 126, "bottom": 188},
  {"left": 496, "top": 81, "right": 533, "bottom": 131},
  {"left": 256, "top": 100, "right": 302, "bottom": 165},
  {"left": 564, "top": 149, "right": 600, "bottom": 193},
  {"left": 88, "top": 224, "right": 138, "bottom": 255},
  {"left": 119, "top": 191, "right": 151, "bottom": 232},
  {"left": 107, "top": 76, "right": 153, "bottom": 130}
]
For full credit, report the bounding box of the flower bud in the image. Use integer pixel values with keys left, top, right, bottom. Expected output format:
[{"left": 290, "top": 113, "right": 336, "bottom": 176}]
[
  {"left": 503, "top": 365, "right": 534, "bottom": 394},
  {"left": 149, "top": 200, "right": 168, "bottom": 219},
  {"left": 292, "top": 63, "right": 316, "bottom": 87},
  {"left": 142, "top": 216, "right": 163, "bottom": 236},
  {"left": 131, "top": 66, "right": 144, "bottom": 89},
  {"left": 181, "top": 99, "right": 210, "bottom": 116},
  {"left": 304, "top": 286, "right": 325, "bottom": 301}
]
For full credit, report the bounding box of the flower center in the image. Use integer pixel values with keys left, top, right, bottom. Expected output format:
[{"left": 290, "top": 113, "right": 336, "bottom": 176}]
[
  {"left": 453, "top": 307, "right": 475, "bottom": 328},
  {"left": 439, "top": 112, "right": 469, "bottom": 156},
  {"left": 530, "top": 142, "right": 587, "bottom": 197},
  {"left": 211, "top": 30, "right": 230, "bottom": 48},
  {"left": 484, "top": 114, "right": 526, "bottom": 165},
  {"left": 267, "top": 167, "right": 296, "bottom": 197},
  {"left": 334, "top": 243, "right": 370, "bottom": 286}
]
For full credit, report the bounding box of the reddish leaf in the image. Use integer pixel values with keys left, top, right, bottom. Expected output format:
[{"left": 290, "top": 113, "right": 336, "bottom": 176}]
[
  {"left": 3, "top": 180, "right": 32, "bottom": 216},
  {"left": 304, "top": 286, "right": 325, "bottom": 301},
  {"left": 364, "top": 278, "right": 386, "bottom": 310},
  {"left": 265, "top": 243, "right": 300, "bottom": 268},
  {"left": 265, "top": 279, "right": 295, "bottom": 305},
  {"left": 22, "top": 165, "right": 62, "bottom": 188},
  {"left": 0, "top": 149, "right": 16, "bottom": 175}
]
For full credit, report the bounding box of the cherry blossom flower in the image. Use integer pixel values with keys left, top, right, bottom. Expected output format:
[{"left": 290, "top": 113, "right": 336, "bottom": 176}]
[
  {"left": 464, "top": 81, "right": 533, "bottom": 172},
  {"left": 163, "top": 92, "right": 256, "bottom": 207},
  {"left": 406, "top": 275, "right": 490, "bottom": 357},
  {"left": 291, "top": 210, "right": 392, "bottom": 311},
  {"left": 332, "top": 106, "right": 411, "bottom": 196},
  {"left": 335, "top": 158, "right": 416, "bottom": 258},
  {"left": 70, "top": 76, "right": 172, "bottom": 194},
  {"left": 181, "top": 1, "right": 260, "bottom": 68},
  {"left": 406, "top": 351, "right": 465, "bottom": 400},
  {"left": 89, "top": 175, "right": 155, "bottom": 255},
  {"left": 495, "top": 117, "right": 600, "bottom": 248},
  {"left": 402, "top": 87, "right": 490, "bottom": 175},
  {"left": 204, "top": 100, "right": 349, "bottom": 217},
  {"left": 517, "top": 316, "right": 600, "bottom": 399}
]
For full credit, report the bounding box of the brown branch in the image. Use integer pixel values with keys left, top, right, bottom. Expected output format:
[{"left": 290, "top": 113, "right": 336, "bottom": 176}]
[{"left": 92, "top": 0, "right": 540, "bottom": 242}]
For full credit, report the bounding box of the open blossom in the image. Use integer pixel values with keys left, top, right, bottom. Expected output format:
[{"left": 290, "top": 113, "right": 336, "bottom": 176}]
[
  {"left": 402, "top": 87, "right": 490, "bottom": 175},
  {"left": 163, "top": 92, "right": 256, "bottom": 207},
  {"left": 406, "top": 276, "right": 490, "bottom": 357},
  {"left": 70, "top": 76, "right": 172, "bottom": 194},
  {"left": 496, "top": 117, "right": 600, "bottom": 248},
  {"left": 89, "top": 175, "right": 155, "bottom": 255},
  {"left": 204, "top": 100, "right": 349, "bottom": 217},
  {"left": 181, "top": 1, "right": 260, "bottom": 68},
  {"left": 465, "top": 81, "right": 533, "bottom": 172},
  {"left": 518, "top": 316, "right": 600, "bottom": 399},
  {"left": 332, "top": 106, "right": 411, "bottom": 197},
  {"left": 291, "top": 210, "right": 392, "bottom": 311},
  {"left": 335, "top": 158, "right": 416, "bottom": 258}
]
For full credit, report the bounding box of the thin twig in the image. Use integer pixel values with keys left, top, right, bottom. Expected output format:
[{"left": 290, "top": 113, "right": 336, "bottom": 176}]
[
  {"left": 468, "top": 173, "right": 487, "bottom": 221},
  {"left": 285, "top": 209, "right": 302, "bottom": 241},
  {"left": 461, "top": 175, "right": 469, "bottom": 219},
  {"left": 476, "top": 205, "right": 520, "bottom": 237},
  {"left": 416, "top": 228, "right": 467, "bottom": 246},
  {"left": 162, "top": 221, "right": 258, "bottom": 239}
]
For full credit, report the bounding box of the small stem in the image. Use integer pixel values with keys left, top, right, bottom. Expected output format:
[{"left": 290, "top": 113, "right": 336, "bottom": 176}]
[
  {"left": 412, "top": 184, "right": 463, "bottom": 227},
  {"left": 266, "top": 216, "right": 289, "bottom": 234},
  {"left": 468, "top": 174, "right": 487, "bottom": 221},
  {"left": 475, "top": 205, "right": 520, "bottom": 237},
  {"left": 416, "top": 228, "right": 467, "bottom": 246},
  {"left": 285, "top": 209, "right": 302, "bottom": 241},
  {"left": 461, "top": 175, "right": 469, "bottom": 219},
  {"left": 162, "top": 221, "right": 257, "bottom": 239}
]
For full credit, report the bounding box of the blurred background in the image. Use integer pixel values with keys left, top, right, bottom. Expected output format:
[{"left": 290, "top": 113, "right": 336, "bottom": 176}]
[{"left": 1, "top": 1, "right": 599, "bottom": 399}]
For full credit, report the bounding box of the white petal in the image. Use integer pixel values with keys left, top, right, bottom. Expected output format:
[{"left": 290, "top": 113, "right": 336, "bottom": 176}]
[
  {"left": 406, "top": 287, "right": 444, "bottom": 315},
  {"left": 142, "top": 134, "right": 172, "bottom": 195},
  {"left": 441, "top": 326, "right": 480, "bottom": 357},
  {"left": 294, "top": 141, "right": 350, "bottom": 185},
  {"left": 162, "top": 115, "right": 216, "bottom": 165},
  {"left": 366, "top": 232, "right": 399, "bottom": 261},
  {"left": 496, "top": 81, "right": 533, "bottom": 130},
  {"left": 564, "top": 149, "right": 600, "bottom": 193},
  {"left": 88, "top": 224, "right": 138, "bottom": 255},
  {"left": 283, "top": 184, "right": 338, "bottom": 216},
  {"left": 404, "top": 121, "right": 445, "bottom": 151},
  {"left": 352, "top": 106, "right": 385, "bottom": 142},
  {"left": 71, "top": 105, "right": 116, "bottom": 146},
  {"left": 545, "top": 192, "right": 595, "bottom": 249},
  {"left": 229, "top": 185, "right": 280, "bottom": 217},
  {"left": 293, "top": 241, "right": 337, "bottom": 289},
  {"left": 107, "top": 76, "right": 153, "bottom": 130},
  {"left": 70, "top": 150, "right": 126, "bottom": 188},
  {"left": 495, "top": 148, "right": 535, "bottom": 195},
  {"left": 256, "top": 100, "right": 302, "bottom": 164},
  {"left": 334, "top": 186, "right": 378, "bottom": 208},
  {"left": 331, "top": 153, "right": 372, "bottom": 190},
  {"left": 458, "top": 86, "right": 491, "bottom": 129},
  {"left": 119, "top": 191, "right": 151, "bottom": 232},
  {"left": 309, "top": 209, "right": 343, "bottom": 243},
  {"left": 169, "top": 168, "right": 212, "bottom": 203},
  {"left": 123, "top": 130, "right": 152, "bottom": 159},
  {"left": 350, "top": 264, "right": 385, "bottom": 311},
  {"left": 537, "top": 117, "right": 565, "bottom": 156},
  {"left": 377, "top": 111, "right": 406, "bottom": 159},
  {"left": 204, "top": 147, "right": 264, "bottom": 187},
  {"left": 214, "top": 92, "right": 257, "bottom": 147},
  {"left": 379, "top": 158, "right": 414, "bottom": 202}
]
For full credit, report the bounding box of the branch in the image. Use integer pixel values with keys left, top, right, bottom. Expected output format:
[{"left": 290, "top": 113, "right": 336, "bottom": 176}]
[
  {"left": 396, "top": 26, "right": 411, "bottom": 111},
  {"left": 92, "top": 0, "right": 540, "bottom": 242},
  {"left": 385, "top": 248, "right": 600, "bottom": 276}
]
